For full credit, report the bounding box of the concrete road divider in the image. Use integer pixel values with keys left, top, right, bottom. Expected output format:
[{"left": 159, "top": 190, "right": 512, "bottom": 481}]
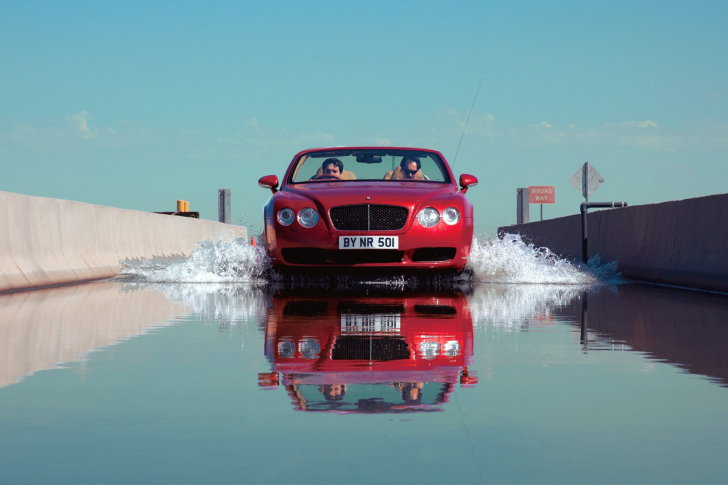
[{"left": 0, "top": 191, "right": 247, "bottom": 293}]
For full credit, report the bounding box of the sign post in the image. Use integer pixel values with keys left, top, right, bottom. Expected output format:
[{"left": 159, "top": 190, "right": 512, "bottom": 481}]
[
  {"left": 218, "top": 189, "right": 231, "bottom": 224},
  {"left": 528, "top": 186, "right": 555, "bottom": 221},
  {"left": 517, "top": 188, "right": 529, "bottom": 224}
]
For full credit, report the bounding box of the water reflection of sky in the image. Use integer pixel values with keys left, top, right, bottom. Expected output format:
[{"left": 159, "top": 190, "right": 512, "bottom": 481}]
[{"left": 1, "top": 281, "right": 728, "bottom": 483}]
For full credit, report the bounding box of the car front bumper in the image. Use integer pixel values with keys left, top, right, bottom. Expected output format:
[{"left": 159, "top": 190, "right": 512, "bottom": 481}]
[{"left": 264, "top": 217, "right": 473, "bottom": 272}]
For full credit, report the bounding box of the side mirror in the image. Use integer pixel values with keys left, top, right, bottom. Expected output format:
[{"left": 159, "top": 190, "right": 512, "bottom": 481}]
[
  {"left": 459, "top": 174, "right": 478, "bottom": 194},
  {"left": 258, "top": 175, "right": 279, "bottom": 194}
]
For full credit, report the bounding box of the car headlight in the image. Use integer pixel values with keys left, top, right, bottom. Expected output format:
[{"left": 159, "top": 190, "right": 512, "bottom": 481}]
[
  {"left": 277, "top": 208, "right": 295, "bottom": 226},
  {"left": 420, "top": 341, "right": 440, "bottom": 359},
  {"left": 298, "top": 338, "right": 321, "bottom": 359},
  {"left": 444, "top": 340, "right": 460, "bottom": 356},
  {"left": 278, "top": 341, "right": 296, "bottom": 358},
  {"left": 417, "top": 207, "right": 439, "bottom": 227},
  {"left": 297, "top": 208, "right": 319, "bottom": 228},
  {"left": 442, "top": 207, "right": 460, "bottom": 225}
]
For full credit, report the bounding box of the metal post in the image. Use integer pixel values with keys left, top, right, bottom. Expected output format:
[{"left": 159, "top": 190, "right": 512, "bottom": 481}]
[
  {"left": 581, "top": 204, "right": 589, "bottom": 263},
  {"left": 580, "top": 201, "right": 628, "bottom": 264},
  {"left": 580, "top": 291, "right": 588, "bottom": 350},
  {"left": 517, "top": 188, "right": 529, "bottom": 224},
  {"left": 540, "top": 204, "right": 543, "bottom": 221},
  {"left": 583, "top": 162, "right": 590, "bottom": 202},
  {"left": 218, "top": 189, "right": 231, "bottom": 224}
]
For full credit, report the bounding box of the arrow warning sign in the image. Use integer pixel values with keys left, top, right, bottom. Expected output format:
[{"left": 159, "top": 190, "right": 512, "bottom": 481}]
[{"left": 569, "top": 163, "right": 604, "bottom": 200}]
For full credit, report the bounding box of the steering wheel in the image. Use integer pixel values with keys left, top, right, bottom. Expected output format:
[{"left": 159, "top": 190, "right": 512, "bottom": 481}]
[{"left": 315, "top": 174, "right": 341, "bottom": 180}]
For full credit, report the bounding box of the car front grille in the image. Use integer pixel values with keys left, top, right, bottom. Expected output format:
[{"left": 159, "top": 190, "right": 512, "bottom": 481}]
[
  {"left": 282, "top": 300, "right": 328, "bottom": 317},
  {"left": 332, "top": 336, "right": 410, "bottom": 361},
  {"left": 329, "top": 205, "right": 408, "bottom": 231},
  {"left": 414, "top": 304, "right": 457, "bottom": 315},
  {"left": 410, "top": 247, "right": 457, "bottom": 262},
  {"left": 281, "top": 248, "right": 405, "bottom": 265}
]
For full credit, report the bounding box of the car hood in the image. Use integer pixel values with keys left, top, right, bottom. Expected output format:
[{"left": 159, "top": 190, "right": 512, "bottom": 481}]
[{"left": 284, "top": 182, "right": 456, "bottom": 209}]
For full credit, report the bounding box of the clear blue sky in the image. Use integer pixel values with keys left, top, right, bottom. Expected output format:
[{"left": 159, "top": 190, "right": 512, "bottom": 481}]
[{"left": 2, "top": 0, "right": 726, "bottom": 235}]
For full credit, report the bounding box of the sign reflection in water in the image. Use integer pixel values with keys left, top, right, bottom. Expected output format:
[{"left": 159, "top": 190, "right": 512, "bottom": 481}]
[{"left": 258, "top": 290, "right": 478, "bottom": 413}]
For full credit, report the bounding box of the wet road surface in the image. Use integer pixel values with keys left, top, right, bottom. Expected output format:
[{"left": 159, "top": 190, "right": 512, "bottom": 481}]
[{"left": 1, "top": 280, "right": 728, "bottom": 484}]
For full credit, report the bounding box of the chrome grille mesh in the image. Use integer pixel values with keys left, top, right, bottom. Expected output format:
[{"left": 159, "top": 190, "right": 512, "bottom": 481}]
[
  {"left": 330, "top": 205, "right": 408, "bottom": 231},
  {"left": 332, "top": 336, "right": 410, "bottom": 361}
]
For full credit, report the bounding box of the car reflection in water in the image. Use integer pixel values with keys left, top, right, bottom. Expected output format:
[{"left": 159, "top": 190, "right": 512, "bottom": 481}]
[{"left": 258, "top": 290, "right": 477, "bottom": 413}]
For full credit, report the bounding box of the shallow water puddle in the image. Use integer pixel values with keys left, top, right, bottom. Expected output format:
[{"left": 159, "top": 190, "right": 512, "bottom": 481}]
[{"left": 1, "top": 280, "right": 728, "bottom": 483}]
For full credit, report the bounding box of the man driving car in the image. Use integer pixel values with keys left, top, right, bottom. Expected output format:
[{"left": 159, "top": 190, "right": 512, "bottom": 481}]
[{"left": 320, "top": 158, "right": 343, "bottom": 179}]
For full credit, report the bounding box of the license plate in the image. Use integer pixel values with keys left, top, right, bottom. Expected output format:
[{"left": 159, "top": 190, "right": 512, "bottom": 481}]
[
  {"left": 341, "top": 314, "right": 401, "bottom": 333},
  {"left": 338, "top": 236, "right": 399, "bottom": 249}
]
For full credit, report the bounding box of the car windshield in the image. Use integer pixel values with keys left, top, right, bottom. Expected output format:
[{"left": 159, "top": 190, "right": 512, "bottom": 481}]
[
  {"left": 289, "top": 150, "right": 451, "bottom": 184},
  {"left": 289, "top": 382, "right": 451, "bottom": 413}
]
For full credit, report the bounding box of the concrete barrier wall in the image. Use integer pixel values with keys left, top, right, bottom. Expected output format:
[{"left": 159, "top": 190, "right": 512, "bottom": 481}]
[
  {"left": 499, "top": 193, "right": 728, "bottom": 293},
  {"left": 0, "top": 191, "right": 247, "bottom": 293}
]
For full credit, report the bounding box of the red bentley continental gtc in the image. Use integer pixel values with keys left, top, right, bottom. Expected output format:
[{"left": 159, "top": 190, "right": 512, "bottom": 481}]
[
  {"left": 258, "top": 147, "right": 478, "bottom": 272},
  {"left": 257, "top": 290, "right": 478, "bottom": 414}
]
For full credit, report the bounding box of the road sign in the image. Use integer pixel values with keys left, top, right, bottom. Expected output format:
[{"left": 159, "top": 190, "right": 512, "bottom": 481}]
[
  {"left": 569, "top": 163, "right": 604, "bottom": 201},
  {"left": 528, "top": 186, "right": 555, "bottom": 204}
]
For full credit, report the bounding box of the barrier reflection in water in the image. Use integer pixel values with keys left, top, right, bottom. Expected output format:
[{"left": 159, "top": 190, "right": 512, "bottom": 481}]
[
  {"left": 0, "top": 282, "right": 190, "bottom": 389},
  {"left": 259, "top": 289, "right": 478, "bottom": 413},
  {"left": 4, "top": 276, "right": 728, "bottom": 408},
  {"left": 464, "top": 282, "right": 728, "bottom": 387},
  {"left": 561, "top": 284, "right": 728, "bottom": 387}
]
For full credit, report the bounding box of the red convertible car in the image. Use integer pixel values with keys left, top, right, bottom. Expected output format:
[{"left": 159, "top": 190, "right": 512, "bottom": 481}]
[
  {"left": 257, "top": 290, "right": 478, "bottom": 413},
  {"left": 258, "top": 147, "right": 478, "bottom": 272}
]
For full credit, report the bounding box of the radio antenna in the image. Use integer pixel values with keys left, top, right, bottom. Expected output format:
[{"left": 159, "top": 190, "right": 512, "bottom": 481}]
[{"left": 452, "top": 78, "right": 483, "bottom": 170}]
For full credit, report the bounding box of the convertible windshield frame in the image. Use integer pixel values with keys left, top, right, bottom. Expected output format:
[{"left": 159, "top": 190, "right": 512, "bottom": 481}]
[{"left": 286, "top": 149, "right": 453, "bottom": 185}]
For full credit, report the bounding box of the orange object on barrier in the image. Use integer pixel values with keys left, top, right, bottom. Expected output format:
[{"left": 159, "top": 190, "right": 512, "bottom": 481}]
[
  {"left": 183, "top": 201, "right": 189, "bottom": 212},
  {"left": 258, "top": 372, "right": 279, "bottom": 387},
  {"left": 176, "top": 200, "right": 184, "bottom": 212},
  {"left": 251, "top": 236, "right": 256, "bottom": 247}
]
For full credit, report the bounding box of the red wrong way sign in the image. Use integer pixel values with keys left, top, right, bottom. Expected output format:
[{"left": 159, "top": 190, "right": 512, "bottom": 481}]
[{"left": 528, "top": 186, "right": 555, "bottom": 204}]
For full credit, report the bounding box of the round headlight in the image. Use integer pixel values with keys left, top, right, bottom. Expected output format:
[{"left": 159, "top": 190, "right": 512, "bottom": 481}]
[
  {"left": 442, "top": 207, "right": 460, "bottom": 225},
  {"left": 298, "top": 338, "right": 321, "bottom": 360},
  {"left": 444, "top": 340, "right": 461, "bottom": 356},
  {"left": 278, "top": 341, "right": 296, "bottom": 358},
  {"left": 417, "top": 207, "right": 440, "bottom": 228},
  {"left": 277, "top": 208, "right": 295, "bottom": 226},
  {"left": 297, "top": 208, "right": 319, "bottom": 228},
  {"left": 420, "top": 341, "right": 440, "bottom": 359}
]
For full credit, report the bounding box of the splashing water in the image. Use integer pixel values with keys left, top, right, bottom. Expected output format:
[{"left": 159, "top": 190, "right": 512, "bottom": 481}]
[
  {"left": 120, "top": 233, "right": 620, "bottom": 287},
  {"left": 468, "top": 283, "right": 585, "bottom": 332},
  {"left": 121, "top": 237, "right": 270, "bottom": 283},
  {"left": 467, "top": 233, "right": 619, "bottom": 284},
  {"left": 122, "top": 282, "right": 270, "bottom": 327}
]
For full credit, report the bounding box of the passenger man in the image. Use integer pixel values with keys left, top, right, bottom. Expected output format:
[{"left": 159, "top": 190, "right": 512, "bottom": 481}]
[
  {"left": 400, "top": 382, "right": 423, "bottom": 405},
  {"left": 384, "top": 156, "right": 422, "bottom": 180}
]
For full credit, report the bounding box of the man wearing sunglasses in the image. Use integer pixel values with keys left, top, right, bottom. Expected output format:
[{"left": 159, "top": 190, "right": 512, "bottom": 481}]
[{"left": 383, "top": 156, "right": 424, "bottom": 180}]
